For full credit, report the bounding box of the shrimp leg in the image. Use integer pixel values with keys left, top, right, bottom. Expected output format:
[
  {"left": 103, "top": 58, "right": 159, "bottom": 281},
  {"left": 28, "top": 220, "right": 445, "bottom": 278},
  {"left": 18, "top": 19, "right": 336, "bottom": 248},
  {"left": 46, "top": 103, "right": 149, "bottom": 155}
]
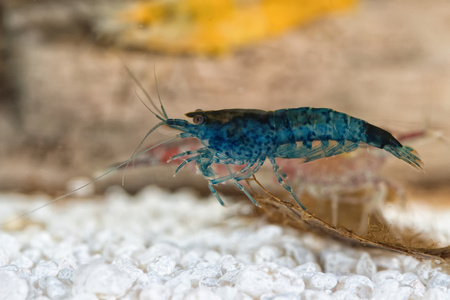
[
  {"left": 207, "top": 181, "right": 226, "bottom": 206},
  {"left": 269, "top": 157, "right": 307, "bottom": 211},
  {"left": 210, "top": 160, "right": 262, "bottom": 206},
  {"left": 171, "top": 148, "right": 208, "bottom": 174},
  {"left": 233, "top": 159, "right": 266, "bottom": 182},
  {"left": 192, "top": 151, "right": 227, "bottom": 206},
  {"left": 210, "top": 160, "right": 257, "bottom": 185},
  {"left": 226, "top": 165, "right": 261, "bottom": 207},
  {"left": 198, "top": 153, "right": 266, "bottom": 206},
  {"left": 174, "top": 156, "right": 198, "bottom": 174},
  {"left": 169, "top": 149, "right": 202, "bottom": 161}
]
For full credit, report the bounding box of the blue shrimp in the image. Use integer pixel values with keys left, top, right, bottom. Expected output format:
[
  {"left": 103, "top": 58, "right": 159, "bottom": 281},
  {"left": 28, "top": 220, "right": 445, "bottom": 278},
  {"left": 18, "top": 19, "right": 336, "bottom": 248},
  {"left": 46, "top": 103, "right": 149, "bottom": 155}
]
[
  {"left": 130, "top": 67, "right": 423, "bottom": 211},
  {"left": 165, "top": 108, "right": 423, "bottom": 210},
  {"left": 117, "top": 63, "right": 423, "bottom": 211}
]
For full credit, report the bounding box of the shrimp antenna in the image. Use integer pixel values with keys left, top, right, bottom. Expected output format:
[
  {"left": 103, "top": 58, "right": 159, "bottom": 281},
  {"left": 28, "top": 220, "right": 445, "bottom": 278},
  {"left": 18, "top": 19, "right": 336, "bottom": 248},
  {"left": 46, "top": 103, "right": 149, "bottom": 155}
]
[
  {"left": 154, "top": 65, "right": 168, "bottom": 119},
  {"left": 121, "top": 120, "right": 169, "bottom": 185},
  {"left": 123, "top": 64, "right": 165, "bottom": 121},
  {"left": 134, "top": 88, "right": 154, "bottom": 115},
  {"left": 1, "top": 131, "right": 181, "bottom": 228}
]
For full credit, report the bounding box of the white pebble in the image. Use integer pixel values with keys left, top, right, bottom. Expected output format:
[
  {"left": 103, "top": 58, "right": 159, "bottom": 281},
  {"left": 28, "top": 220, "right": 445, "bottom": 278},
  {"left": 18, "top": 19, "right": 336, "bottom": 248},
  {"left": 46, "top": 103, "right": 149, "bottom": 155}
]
[
  {"left": 181, "top": 250, "right": 203, "bottom": 268},
  {"left": 293, "top": 262, "right": 322, "bottom": 283},
  {"left": 11, "top": 255, "right": 34, "bottom": 269},
  {"left": 275, "top": 256, "right": 297, "bottom": 268},
  {"left": 372, "top": 279, "right": 413, "bottom": 300},
  {"left": 187, "top": 263, "right": 221, "bottom": 284},
  {"left": 355, "top": 253, "right": 377, "bottom": 278},
  {"left": 235, "top": 264, "right": 304, "bottom": 297},
  {"left": 139, "top": 283, "right": 170, "bottom": 300},
  {"left": 254, "top": 246, "right": 282, "bottom": 264},
  {"left": 185, "top": 287, "right": 222, "bottom": 300},
  {"left": 427, "top": 272, "right": 450, "bottom": 290},
  {"left": 58, "top": 268, "right": 75, "bottom": 282},
  {"left": 114, "top": 258, "right": 144, "bottom": 281},
  {"left": 261, "top": 293, "right": 300, "bottom": 300},
  {"left": 199, "top": 277, "right": 220, "bottom": 288},
  {"left": 416, "top": 261, "right": 439, "bottom": 282},
  {"left": 398, "top": 272, "right": 419, "bottom": 286},
  {"left": 138, "top": 243, "right": 182, "bottom": 266},
  {"left": 410, "top": 279, "right": 427, "bottom": 298},
  {"left": 373, "top": 256, "right": 401, "bottom": 272},
  {"left": 46, "top": 276, "right": 69, "bottom": 299},
  {"left": 302, "top": 290, "right": 333, "bottom": 300},
  {"left": 256, "top": 225, "right": 283, "bottom": 241},
  {"left": 307, "top": 273, "right": 338, "bottom": 291},
  {"left": 220, "top": 255, "right": 238, "bottom": 271},
  {"left": 294, "top": 262, "right": 322, "bottom": 274},
  {"left": 147, "top": 255, "right": 177, "bottom": 276},
  {"left": 58, "top": 255, "right": 78, "bottom": 270},
  {"left": 0, "top": 264, "right": 18, "bottom": 272},
  {"left": 372, "top": 270, "right": 400, "bottom": 285},
  {"left": 73, "top": 262, "right": 133, "bottom": 298},
  {"left": 220, "top": 260, "right": 244, "bottom": 283},
  {"left": 321, "top": 251, "right": 357, "bottom": 274},
  {"left": 332, "top": 290, "right": 360, "bottom": 300},
  {"left": 401, "top": 256, "right": 420, "bottom": 273},
  {"left": 22, "top": 248, "right": 41, "bottom": 264},
  {"left": 146, "top": 269, "right": 164, "bottom": 284},
  {"left": 234, "top": 265, "right": 274, "bottom": 297},
  {"left": 170, "top": 273, "right": 193, "bottom": 298},
  {"left": 34, "top": 261, "right": 59, "bottom": 278},
  {"left": 335, "top": 275, "right": 374, "bottom": 299},
  {"left": 284, "top": 243, "right": 316, "bottom": 265},
  {"left": 423, "top": 287, "right": 449, "bottom": 299},
  {"left": 203, "top": 251, "right": 221, "bottom": 264},
  {"left": 70, "top": 293, "right": 98, "bottom": 300},
  {"left": 214, "top": 286, "right": 238, "bottom": 299},
  {"left": 73, "top": 245, "right": 91, "bottom": 265},
  {"left": 0, "top": 234, "right": 20, "bottom": 265},
  {"left": 271, "top": 267, "right": 305, "bottom": 295},
  {"left": 0, "top": 270, "right": 29, "bottom": 300},
  {"left": 0, "top": 247, "right": 12, "bottom": 266}
]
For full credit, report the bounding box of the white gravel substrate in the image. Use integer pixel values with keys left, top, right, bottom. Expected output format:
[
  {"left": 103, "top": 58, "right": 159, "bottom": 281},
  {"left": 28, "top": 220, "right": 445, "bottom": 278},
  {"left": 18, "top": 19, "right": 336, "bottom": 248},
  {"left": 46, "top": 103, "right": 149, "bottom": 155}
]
[{"left": 0, "top": 186, "right": 449, "bottom": 300}]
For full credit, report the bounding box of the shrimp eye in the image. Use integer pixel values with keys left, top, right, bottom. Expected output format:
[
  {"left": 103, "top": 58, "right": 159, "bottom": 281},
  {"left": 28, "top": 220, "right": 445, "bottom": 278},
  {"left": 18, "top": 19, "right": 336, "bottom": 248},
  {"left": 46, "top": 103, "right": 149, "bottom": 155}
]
[{"left": 192, "top": 115, "right": 205, "bottom": 125}]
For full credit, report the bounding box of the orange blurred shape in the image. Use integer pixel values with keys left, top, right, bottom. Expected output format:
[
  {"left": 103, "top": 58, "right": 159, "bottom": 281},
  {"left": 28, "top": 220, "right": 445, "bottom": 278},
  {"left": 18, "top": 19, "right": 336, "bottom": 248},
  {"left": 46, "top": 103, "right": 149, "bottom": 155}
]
[{"left": 100, "top": 0, "right": 356, "bottom": 54}]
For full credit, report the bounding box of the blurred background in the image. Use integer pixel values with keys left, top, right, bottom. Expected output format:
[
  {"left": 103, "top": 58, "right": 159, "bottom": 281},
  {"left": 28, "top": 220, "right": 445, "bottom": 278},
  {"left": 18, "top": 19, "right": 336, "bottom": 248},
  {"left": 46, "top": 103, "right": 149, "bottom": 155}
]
[{"left": 0, "top": 0, "right": 449, "bottom": 204}]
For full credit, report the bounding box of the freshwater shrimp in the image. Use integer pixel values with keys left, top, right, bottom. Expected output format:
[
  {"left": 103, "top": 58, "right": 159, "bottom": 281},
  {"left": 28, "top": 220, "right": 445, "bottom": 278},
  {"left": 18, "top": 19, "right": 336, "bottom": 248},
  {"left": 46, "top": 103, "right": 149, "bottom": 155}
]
[{"left": 119, "top": 66, "right": 423, "bottom": 211}]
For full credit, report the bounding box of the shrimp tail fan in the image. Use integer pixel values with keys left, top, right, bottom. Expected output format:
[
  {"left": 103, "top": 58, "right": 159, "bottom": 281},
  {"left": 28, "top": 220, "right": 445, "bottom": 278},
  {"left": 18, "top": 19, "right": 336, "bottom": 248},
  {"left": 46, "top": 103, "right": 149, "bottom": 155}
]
[
  {"left": 363, "top": 122, "right": 424, "bottom": 170},
  {"left": 384, "top": 143, "right": 424, "bottom": 170}
]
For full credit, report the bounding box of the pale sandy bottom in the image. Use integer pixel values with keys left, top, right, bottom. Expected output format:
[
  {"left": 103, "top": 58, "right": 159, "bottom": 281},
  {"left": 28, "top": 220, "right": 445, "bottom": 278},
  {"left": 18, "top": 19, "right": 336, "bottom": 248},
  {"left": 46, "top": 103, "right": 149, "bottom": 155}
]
[{"left": 0, "top": 187, "right": 449, "bottom": 300}]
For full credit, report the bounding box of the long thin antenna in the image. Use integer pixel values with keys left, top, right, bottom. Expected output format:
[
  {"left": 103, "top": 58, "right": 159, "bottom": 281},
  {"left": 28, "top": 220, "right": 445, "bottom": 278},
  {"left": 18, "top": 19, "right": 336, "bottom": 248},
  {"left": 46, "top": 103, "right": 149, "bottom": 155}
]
[
  {"left": 1, "top": 133, "right": 182, "bottom": 228},
  {"left": 134, "top": 88, "right": 154, "bottom": 115},
  {"left": 121, "top": 121, "right": 165, "bottom": 185},
  {"left": 123, "top": 64, "right": 165, "bottom": 121},
  {"left": 154, "top": 65, "right": 168, "bottom": 119}
]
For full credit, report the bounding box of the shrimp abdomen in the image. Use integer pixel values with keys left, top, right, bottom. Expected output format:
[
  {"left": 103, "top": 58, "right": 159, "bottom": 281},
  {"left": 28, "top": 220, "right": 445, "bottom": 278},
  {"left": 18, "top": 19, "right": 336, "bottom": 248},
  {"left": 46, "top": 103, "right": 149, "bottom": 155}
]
[{"left": 274, "top": 108, "right": 423, "bottom": 169}]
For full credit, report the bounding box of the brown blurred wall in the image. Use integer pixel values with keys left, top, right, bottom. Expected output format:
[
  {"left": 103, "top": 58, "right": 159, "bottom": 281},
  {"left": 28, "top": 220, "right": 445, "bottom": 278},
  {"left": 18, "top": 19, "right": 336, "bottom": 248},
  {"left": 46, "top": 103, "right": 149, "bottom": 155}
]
[{"left": 0, "top": 0, "right": 449, "bottom": 195}]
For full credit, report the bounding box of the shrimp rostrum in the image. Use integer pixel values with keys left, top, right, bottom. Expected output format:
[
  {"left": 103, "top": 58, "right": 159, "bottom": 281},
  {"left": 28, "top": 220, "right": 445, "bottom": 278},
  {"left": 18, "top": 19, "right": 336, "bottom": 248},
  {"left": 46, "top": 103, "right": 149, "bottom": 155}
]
[{"left": 134, "top": 77, "right": 422, "bottom": 212}]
